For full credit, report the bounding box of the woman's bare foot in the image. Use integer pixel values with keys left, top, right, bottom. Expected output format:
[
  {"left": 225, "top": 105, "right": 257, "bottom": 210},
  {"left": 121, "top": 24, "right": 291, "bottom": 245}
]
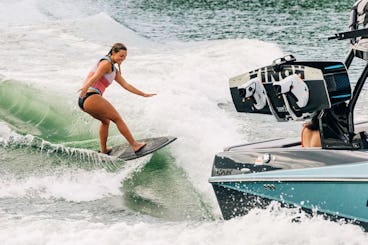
[
  {"left": 132, "top": 142, "right": 146, "bottom": 153},
  {"left": 99, "top": 148, "right": 112, "bottom": 155}
]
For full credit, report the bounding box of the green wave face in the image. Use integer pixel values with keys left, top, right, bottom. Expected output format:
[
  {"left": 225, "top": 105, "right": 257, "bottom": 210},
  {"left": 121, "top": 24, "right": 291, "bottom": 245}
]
[
  {"left": 122, "top": 152, "right": 213, "bottom": 221},
  {"left": 0, "top": 80, "right": 91, "bottom": 143}
]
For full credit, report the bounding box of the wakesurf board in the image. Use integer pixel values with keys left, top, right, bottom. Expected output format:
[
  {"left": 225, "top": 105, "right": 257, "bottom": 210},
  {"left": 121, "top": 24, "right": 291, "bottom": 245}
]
[{"left": 109, "top": 136, "right": 177, "bottom": 161}]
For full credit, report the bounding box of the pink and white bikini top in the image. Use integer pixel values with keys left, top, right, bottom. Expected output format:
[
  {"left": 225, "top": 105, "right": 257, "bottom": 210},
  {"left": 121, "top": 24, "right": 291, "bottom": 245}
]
[{"left": 86, "top": 56, "right": 117, "bottom": 95}]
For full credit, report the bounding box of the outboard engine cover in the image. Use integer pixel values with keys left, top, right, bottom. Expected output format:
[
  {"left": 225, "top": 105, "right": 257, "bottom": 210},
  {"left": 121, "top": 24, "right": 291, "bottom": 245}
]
[
  {"left": 273, "top": 74, "right": 309, "bottom": 108},
  {"left": 238, "top": 77, "right": 267, "bottom": 110}
]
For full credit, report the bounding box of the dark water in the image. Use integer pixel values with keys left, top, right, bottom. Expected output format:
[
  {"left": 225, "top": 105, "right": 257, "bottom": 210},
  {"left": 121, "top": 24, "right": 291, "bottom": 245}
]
[
  {"left": 113, "top": 0, "right": 351, "bottom": 59},
  {"left": 67, "top": 0, "right": 354, "bottom": 60}
]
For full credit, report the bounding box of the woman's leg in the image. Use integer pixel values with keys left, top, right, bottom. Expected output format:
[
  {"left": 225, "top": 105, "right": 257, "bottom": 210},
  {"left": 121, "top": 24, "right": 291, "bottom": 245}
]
[
  {"left": 99, "top": 119, "right": 110, "bottom": 153},
  {"left": 83, "top": 94, "right": 146, "bottom": 152}
]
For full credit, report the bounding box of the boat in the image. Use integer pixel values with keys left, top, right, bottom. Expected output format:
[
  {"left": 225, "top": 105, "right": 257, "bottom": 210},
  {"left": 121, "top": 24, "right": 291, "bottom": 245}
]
[{"left": 209, "top": 0, "right": 368, "bottom": 229}]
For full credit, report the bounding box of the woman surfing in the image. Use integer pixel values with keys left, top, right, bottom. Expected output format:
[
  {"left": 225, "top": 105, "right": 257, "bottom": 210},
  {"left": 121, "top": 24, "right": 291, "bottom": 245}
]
[{"left": 78, "top": 43, "right": 156, "bottom": 154}]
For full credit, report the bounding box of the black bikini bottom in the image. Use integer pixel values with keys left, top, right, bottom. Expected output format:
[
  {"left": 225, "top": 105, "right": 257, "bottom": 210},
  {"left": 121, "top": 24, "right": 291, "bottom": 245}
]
[{"left": 78, "top": 92, "right": 100, "bottom": 110}]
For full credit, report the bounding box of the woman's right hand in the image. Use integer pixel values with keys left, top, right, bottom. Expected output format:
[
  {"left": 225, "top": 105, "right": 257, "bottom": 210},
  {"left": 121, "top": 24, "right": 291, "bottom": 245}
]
[{"left": 79, "top": 86, "right": 88, "bottom": 98}]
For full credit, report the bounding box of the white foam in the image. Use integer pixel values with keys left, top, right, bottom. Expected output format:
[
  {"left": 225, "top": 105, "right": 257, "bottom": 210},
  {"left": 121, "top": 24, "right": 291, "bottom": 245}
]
[
  {"left": 106, "top": 38, "right": 284, "bottom": 202},
  {"left": 0, "top": 206, "right": 366, "bottom": 245},
  {"left": 69, "top": 12, "right": 155, "bottom": 49},
  {"left": 0, "top": 122, "right": 33, "bottom": 146},
  {"left": 1, "top": 2, "right": 368, "bottom": 243},
  {"left": 0, "top": 157, "right": 150, "bottom": 202},
  {"left": 0, "top": 0, "right": 91, "bottom": 26},
  {"left": 0, "top": 122, "right": 150, "bottom": 202},
  {"left": 0, "top": 12, "right": 158, "bottom": 92},
  {"left": 0, "top": 0, "right": 48, "bottom": 26},
  {"left": 0, "top": 10, "right": 285, "bottom": 206}
]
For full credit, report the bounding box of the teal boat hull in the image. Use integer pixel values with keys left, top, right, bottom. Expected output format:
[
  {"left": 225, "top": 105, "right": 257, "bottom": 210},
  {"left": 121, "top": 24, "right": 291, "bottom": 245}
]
[{"left": 210, "top": 162, "right": 368, "bottom": 226}]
